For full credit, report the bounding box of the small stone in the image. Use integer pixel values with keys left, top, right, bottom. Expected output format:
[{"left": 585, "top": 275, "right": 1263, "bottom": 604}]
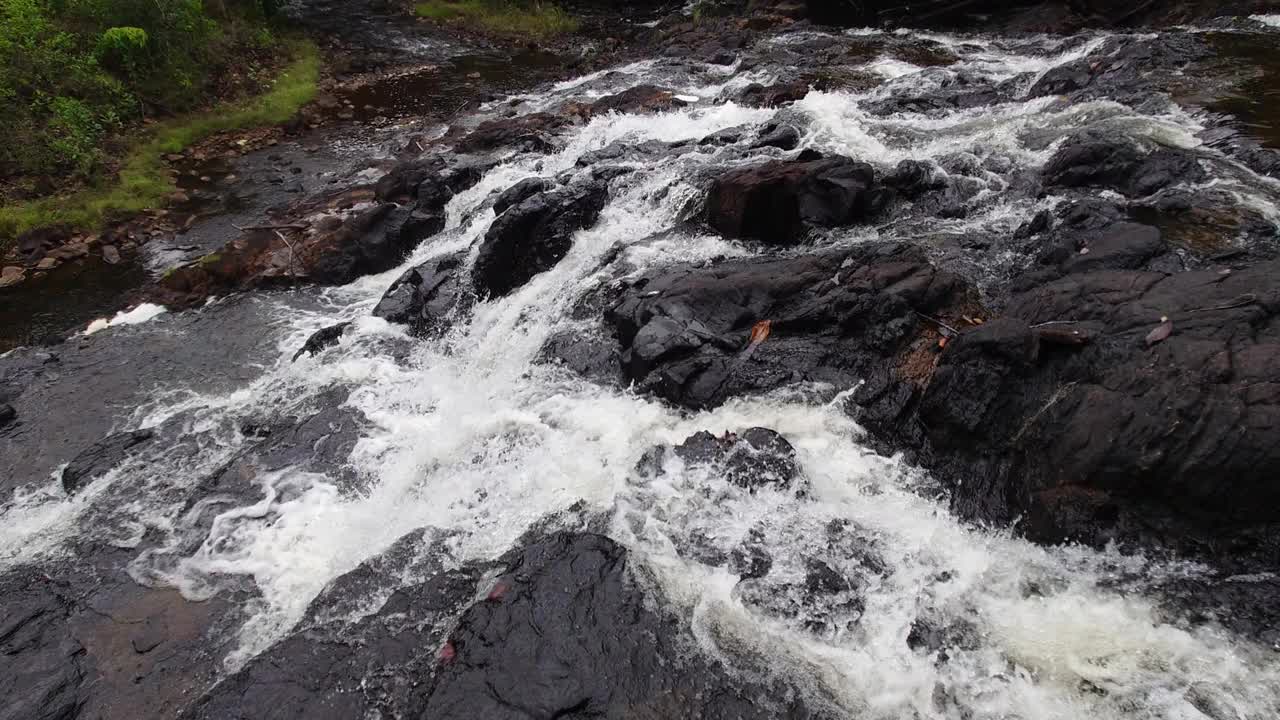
[
  {"left": 35, "top": 257, "right": 58, "bottom": 271},
  {"left": 165, "top": 153, "right": 184, "bottom": 162},
  {"left": 199, "top": 176, "right": 212, "bottom": 183},
  {"left": 224, "top": 174, "right": 237, "bottom": 183},
  {"left": 0, "top": 266, "right": 25, "bottom": 287},
  {"left": 169, "top": 191, "right": 190, "bottom": 204},
  {"left": 102, "top": 246, "right": 122, "bottom": 265}
]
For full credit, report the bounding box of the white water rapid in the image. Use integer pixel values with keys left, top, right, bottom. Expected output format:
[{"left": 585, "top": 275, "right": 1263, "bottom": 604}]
[{"left": 5, "top": 24, "right": 1280, "bottom": 720}]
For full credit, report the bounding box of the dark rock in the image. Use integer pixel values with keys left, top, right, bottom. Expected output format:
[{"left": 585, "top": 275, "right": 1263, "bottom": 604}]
[
  {"left": 0, "top": 578, "right": 85, "bottom": 720},
  {"left": 292, "top": 322, "right": 352, "bottom": 362},
  {"left": 705, "top": 154, "right": 893, "bottom": 244},
  {"left": 884, "top": 159, "right": 943, "bottom": 198},
  {"left": 62, "top": 429, "right": 155, "bottom": 495},
  {"left": 588, "top": 84, "right": 685, "bottom": 115},
  {"left": 372, "top": 252, "right": 472, "bottom": 337},
  {"left": 423, "top": 532, "right": 823, "bottom": 719},
  {"left": 1028, "top": 59, "right": 1096, "bottom": 97},
  {"left": 752, "top": 124, "right": 802, "bottom": 151},
  {"left": 734, "top": 80, "right": 811, "bottom": 108},
  {"left": 492, "top": 177, "right": 553, "bottom": 216},
  {"left": 640, "top": 427, "right": 801, "bottom": 489},
  {"left": 0, "top": 403, "right": 14, "bottom": 429},
  {"left": 453, "top": 112, "right": 570, "bottom": 154},
  {"left": 729, "top": 531, "right": 773, "bottom": 580},
  {"left": 605, "top": 243, "right": 968, "bottom": 409},
  {"left": 473, "top": 182, "right": 609, "bottom": 297},
  {"left": 1043, "top": 132, "right": 1204, "bottom": 198},
  {"left": 539, "top": 328, "right": 623, "bottom": 383},
  {"left": 182, "top": 530, "right": 482, "bottom": 720}
]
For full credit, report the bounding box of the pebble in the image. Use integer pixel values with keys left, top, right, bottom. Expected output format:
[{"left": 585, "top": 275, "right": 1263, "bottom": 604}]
[
  {"left": 0, "top": 265, "right": 25, "bottom": 288},
  {"left": 102, "top": 246, "right": 122, "bottom": 265},
  {"left": 35, "top": 257, "right": 58, "bottom": 271}
]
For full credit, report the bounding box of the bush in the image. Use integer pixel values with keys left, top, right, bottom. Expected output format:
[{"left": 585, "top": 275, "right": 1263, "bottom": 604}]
[{"left": 0, "top": 0, "right": 280, "bottom": 182}]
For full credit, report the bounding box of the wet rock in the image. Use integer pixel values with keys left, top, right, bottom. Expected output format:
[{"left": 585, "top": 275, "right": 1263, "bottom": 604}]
[
  {"left": 539, "top": 328, "right": 623, "bottom": 383},
  {"left": 61, "top": 429, "right": 155, "bottom": 495},
  {"left": 372, "top": 252, "right": 472, "bottom": 337},
  {"left": 605, "top": 242, "right": 968, "bottom": 409},
  {"left": 729, "top": 530, "right": 773, "bottom": 580},
  {"left": 182, "top": 530, "right": 484, "bottom": 720},
  {"left": 1043, "top": 131, "right": 1204, "bottom": 198},
  {"left": 884, "top": 159, "right": 944, "bottom": 198},
  {"left": 492, "top": 177, "right": 554, "bottom": 215},
  {"left": 473, "top": 181, "right": 608, "bottom": 298},
  {"left": 101, "top": 245, "right": 122, "bottom": 265},
  {"left": 453, "top": 112, "right": 570, "bottom": 154},
  {"left": 640, "top": 427, "right": 801, "bottom": 489},
  {"left": 752, "top": 123, "right": 802, "bottom": 151},
  {"left": 734, "top": 80, "right": 811, "bottom": 108},
  {"left": 588, "top": 84, "right": 685, "bottom": 115},
  {"left": 1028, "top": 59, "right": 1096, "bottom": 97},
  {"left": 0, "top": 576, "right": 87, "bottom": 720},
  {"left": 292, "top": 322, "right": 352, "bottom": 362},
  {"left": 423, "top": 532, "right": 822, "bottom": 719},
  {"left": 705, "top": 154, "right": 893, "bottom": 244},
  {"left": 0, "top": 403, "right": 14, "bottom": 429},
  {"left": 869, "top": 242, "right": 1280, "bottom": 552}
]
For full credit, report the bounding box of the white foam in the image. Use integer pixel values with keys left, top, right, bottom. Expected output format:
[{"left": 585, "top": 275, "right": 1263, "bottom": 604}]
[
  {"left": 84, "top": 303, "right": 167, "bottom": 335},
  {"left": 1251, "top": 14, "right": 1280, "bottom": 28}
]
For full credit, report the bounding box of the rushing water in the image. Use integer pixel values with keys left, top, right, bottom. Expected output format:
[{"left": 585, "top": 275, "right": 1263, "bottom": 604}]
[{"left": 6, "top": 20, "right": 1280, "bottom": 720}]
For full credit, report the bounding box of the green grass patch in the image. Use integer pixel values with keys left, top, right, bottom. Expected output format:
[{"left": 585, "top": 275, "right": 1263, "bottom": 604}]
[
  {"left": 414, "top": 0, "right": 578, "bottom": 38},
  {"left": 0, "top": 40, "right": 318, "bottom": 243}
]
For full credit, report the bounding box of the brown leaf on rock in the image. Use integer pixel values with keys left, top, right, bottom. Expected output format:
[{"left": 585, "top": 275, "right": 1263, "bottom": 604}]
[{"left": 749, "top": 320, "right": 772, "bottom": 347}]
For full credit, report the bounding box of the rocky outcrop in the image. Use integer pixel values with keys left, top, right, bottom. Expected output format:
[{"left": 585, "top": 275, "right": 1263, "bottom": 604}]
[
  {"left": 453, "top": 112, "right": 571, "bottom": 154},
  {"left": 473, "top": 181, "right": 609, "bottom": 297},
  {"left": 1043, "top": 131, "right": 1205, "bottom": 199},
  {"left": 705, "top": 154, "right": 894, "bottom": 244},
  {"left": 423, "top": 532, "right": 824, "bottom": 719},
  {"left": 599, "top": 243, "right": 972, "bottom": 409},
  {"left": 153, "top": 163, "right": 481, "bottom": 308},
  {"left": 372, "top": 252, "right": 472, "bottom": 336},
  {"left": 292, "top": 322, "right": 352, "bottom": 362},
  {"left": 61, "top": 429, "right": 154, "bottom": 495},
  {"left": 637, "top": 427, "right": 800, "bottom": 490},
  {"left": 588, "top": 84, "right": 687, "bottom": 115}
]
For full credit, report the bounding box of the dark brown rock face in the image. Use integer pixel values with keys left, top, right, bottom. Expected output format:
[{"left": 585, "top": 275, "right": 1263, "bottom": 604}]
[
  {"left": 600, "top": 243, "right": 971, "bottom": 409},
  {"left": 473, "top": 182, "right": 609, "bottom": 298},
  {"left": 705, "top": 154, "right": 894, "bottom": 245}
]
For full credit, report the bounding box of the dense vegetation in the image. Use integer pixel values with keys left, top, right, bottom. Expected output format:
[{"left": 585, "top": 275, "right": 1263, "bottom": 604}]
[
  {"left": 0, "top": 0, "right": 286, "bottom": 189},
  {"left": 414, "top": 0, "right": 578, "bottom": 38}
]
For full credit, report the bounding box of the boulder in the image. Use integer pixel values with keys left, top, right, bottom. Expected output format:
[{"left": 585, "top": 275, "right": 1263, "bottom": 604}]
[
  {"left": 372, "top": 252, "right": 472, "bottom": 337},
  {"left": 733, "top": 80, "right": 811, "bottom": 108},
  {"left": 705, "top": 154, "right": 893, "bottom": 244},
  {"left": 588, "top": 84, "right": 686, "bottom": 115},
  {"left": 292, "top": 322, "right": 352, "bottom": 362},
  {"left": 638, "top": 427, "right": 800, "bottom": 490},
  {"left": 61, "top": 429, "right": 154, "bottom": 495},
  {"left": 492, "top": 177, "right": 553, "bottom": 215},
  {"left": 423, "top": 532, "right": 823, "bottom": 719},
  {"left": 603, "top": 243, "right": 970, "bottom": 409},
  {"left": 751, "top": 124, "right": 801, "bottom": 151},
  {"left": 472, "top": 182, "right": 609, "bottom": 298},
  {"left": 1043, "top": 132, "right": 1204, "bottom": 198}
]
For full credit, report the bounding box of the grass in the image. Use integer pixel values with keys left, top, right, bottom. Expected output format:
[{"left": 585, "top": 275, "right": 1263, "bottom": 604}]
[
  {"left": 414, "top": 0, "right": 579, "bottom": 38},
  {"left": 0, "top": 40, "right": 320, "bottom": 245}
]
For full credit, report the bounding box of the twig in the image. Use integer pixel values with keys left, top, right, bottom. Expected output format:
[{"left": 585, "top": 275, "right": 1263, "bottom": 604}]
[
  {"left": 275, "top": 230, "right": 298, "bottom": 276},
  {"left": 1186, "top": 295, "right": 1258, "bottom": 314},
  {"left": 233, "top": 223, "right": 309, "bottom": 232},
  {"left": 1031, "top": 320, "right": 1084, "bottom": 328},
  {"left": 914, "top": 311, "right": 960, "bottom": 337}
]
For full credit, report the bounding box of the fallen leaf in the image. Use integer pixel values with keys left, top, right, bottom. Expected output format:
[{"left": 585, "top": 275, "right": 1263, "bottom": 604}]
[
  {"left": 1145, "top": 316, "right": 1173, "bottom": 346},
  {"left": 749, "top": 320, "right": 772, "bottom": 347}
]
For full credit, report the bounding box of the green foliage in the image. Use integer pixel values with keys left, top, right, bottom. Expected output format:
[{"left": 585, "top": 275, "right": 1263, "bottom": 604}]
[
  {"left": 0, "top": 40, "right": 319, "bottom": 241},
  {"left": 414, "top": 0, "right": 578, "bottom": 38},
  {"left": 0, "top": 0, "right": 283, "bottom": 182},
  {"left": 96, "top": 26, "right": 148, "bottom": 75}
]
